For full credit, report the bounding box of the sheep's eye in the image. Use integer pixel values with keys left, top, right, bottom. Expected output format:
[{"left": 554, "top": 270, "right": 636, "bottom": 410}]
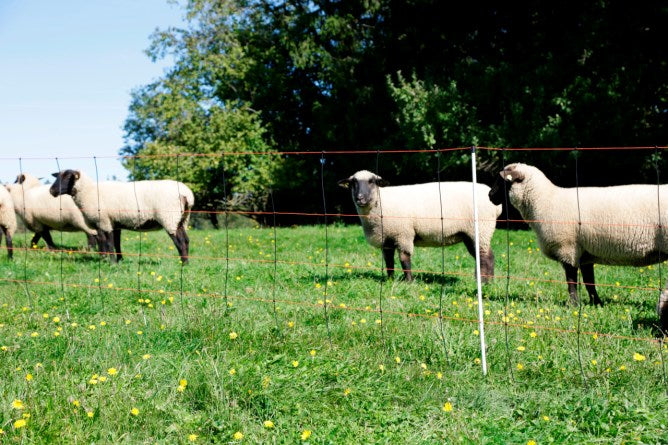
[{"left": 368, "top": 178, "right": 375, "bottom": 185}]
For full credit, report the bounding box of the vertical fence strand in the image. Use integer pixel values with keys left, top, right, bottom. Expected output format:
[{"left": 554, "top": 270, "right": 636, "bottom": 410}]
[
  {"left": 375, "top": 149, "right": 386, "bottom": 349},
  {"left": 470, "top": 146, "right": 488, "bottom": 376},
  {"left": 93, "top": 156, "right": 104, "bottom": 313},
  {"left": 574, "top": 149, "right": 588, "bottom": 388},
  {"left": 220, "top": 151, "right": 230, "bottom": 313},
  {"left": 320, "top": 152, "right": 332, "bottom": 347},
  {"left": 270, "top": 189, "right": 281, "bottom": 335},
  {"left": 131, "top": 157, "right": 147, "bottom": 327},
  {"left": 18, "top": 158, "right": 33, "bottom": 306},
  {"left": 55, "top": 158, "right": 68, "bottom": 320},
  {"left": 500, "top": 149, "right": 515, "bottom": 382},
  {"left": 435, "top": 150, "right": 449, "bottom": 364}
]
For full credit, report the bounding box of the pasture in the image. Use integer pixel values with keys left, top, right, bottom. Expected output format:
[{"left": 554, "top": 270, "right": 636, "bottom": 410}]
[{"left": 0, "top": 224, "right": 666, "bottom": 443}]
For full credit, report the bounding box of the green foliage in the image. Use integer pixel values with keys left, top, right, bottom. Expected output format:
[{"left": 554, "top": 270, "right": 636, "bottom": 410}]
[
  {"left": 0, "top": 227, "right": 667, "bottom": 442},
  {"left": 122, "top": 0, "right": 668, "bottom": 215}
]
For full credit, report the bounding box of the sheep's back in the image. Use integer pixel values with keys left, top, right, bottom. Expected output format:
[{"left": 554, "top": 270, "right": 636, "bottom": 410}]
[
  {"left": 574, "top": 185, "right": 668, "bottom": 265},
  {"left": 378, "top": 182, "right": 499, "bottom": 245},
  {"left": 0, "top": 186, "right": 17, "bottom": 234},
  {"left": 24, "top": 187, "right": 92, "bottom": 232},
  {"left": 98, "top": 181, "right": 191, "bottom": 232}
]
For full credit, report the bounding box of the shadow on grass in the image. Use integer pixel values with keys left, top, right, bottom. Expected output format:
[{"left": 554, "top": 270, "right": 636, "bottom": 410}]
[
  {"left": 328, "top": 270, "right": 459, "bottom": 287},
  {"left": 631, "top": 316, "right": 665, "bottom": 337}
]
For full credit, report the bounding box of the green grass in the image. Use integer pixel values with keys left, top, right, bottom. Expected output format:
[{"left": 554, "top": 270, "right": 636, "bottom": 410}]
[{"left": 1, "top": 225, "right": 667, "bottom": 443}]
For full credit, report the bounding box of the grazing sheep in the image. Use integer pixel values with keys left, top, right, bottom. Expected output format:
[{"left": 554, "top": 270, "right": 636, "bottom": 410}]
[
  {"left": 488, "top": 162, "right": 668, "bottom": 331},
  {"left": 0, "top": 186, "right": 17, "bottom": 259},
  {"left": 338, "top": 170, "right": 502, "bottom": 281},
  {"left": 6, "top": 173, "right": 97, "bottom": 250},
  {"left": 50, "top": 169, "right": 194, "bottom": 264}
]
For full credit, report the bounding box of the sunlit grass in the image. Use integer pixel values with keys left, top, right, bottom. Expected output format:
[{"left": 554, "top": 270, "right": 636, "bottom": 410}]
[{"left": 0, "top": 225, "right": 666, "bottom": 443}]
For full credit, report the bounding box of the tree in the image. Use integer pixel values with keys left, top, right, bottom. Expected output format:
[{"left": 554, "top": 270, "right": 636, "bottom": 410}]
[{"left": 123, "top": 0, "right": 668, "bottom": 222}]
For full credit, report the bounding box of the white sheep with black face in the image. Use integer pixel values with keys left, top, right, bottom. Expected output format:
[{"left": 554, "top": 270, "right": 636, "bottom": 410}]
[
  {"left": 338, "top": 170, "right": 502, "bottom": 282},
  {"left": 50, "top": 169, "right": 195, "bottom": 264},
  {"left": 0, "top": 185, "right": 17, "bottom": 259},
  {"left": 489, "top": 162, "right": 668, "bottom": 331},
  {"left": 6, "top": 173, "right": 97, "bottom": 250}
]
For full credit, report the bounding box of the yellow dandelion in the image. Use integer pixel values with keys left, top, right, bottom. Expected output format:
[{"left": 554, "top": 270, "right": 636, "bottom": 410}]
[
  {"left": 527, "top": 441, "right": 537, "bottom": 445},
  {"left": 72, "top": 400, "right": 80, "bottom": 407},
  {"left": 229, "top": 332, "right": 238, "bottom": 340},
  {"left": 130, "top": 407, "right": 139, "bottom": 416},
  {"left": 142, "top": 354, "right": 151, "bottom": 360},
  {"left": 87, "top": 411, "right": 94, "bottom": 418},
  {"left": 343, "top": 388, "right": 351, "bottom": 396},
  {"left": 517, "top": 363, "right": 524, "bottom": 370},
  {"left": 179, "top": 379, "right": 188, "bottom": 388},
  {"left": 309, "top": 349, "right": 316, "bottom": 357},
  {"left": 516, "top": 346, "right": 526, "bottom": 352},
  {"left": 633, "top": 353, "right": 646, "bottom": 362},
  {"left": 13, "top": 419, "right": 27, "bottom": 429},
  {"left": 530, "top": 332, "right": 537, "bottom": 338},
  {"left": 263, "top": 420, "right": 275, "bottom": 428},
  {"left": 442, "top": 401, "right": 453, "bottom": 412},
  {"left": 619, "top": 365, "right": 627, "bottom": 371},
  {"left": 107, "top": 368, "right": 118, "bottom": 376},
  {"left": 542, "top": 415, "right": 550, "bottom": 421},
  {"left": 292, "top": 361, "right": 299, "bottom": 368},
  {"left": 11, "top": 399, "right": 24, "bottom": 409},
  {"left": 379, "top": 364, "right": 385, "bottom": 371},
  {"left": 229, "top": 368, "right": 236, "bottom": 376},
  {"left": 233, "top": 431, "right": 244, "bottom": 440},
  {"left": 394, "top": 356, "right": 401, "bottom": 364},
  {"left": 188, "top": 433, "right": 198, "bottom": 442},
  {"left": 436, "top": 372, "right": 443, "bottom": 380},
  {"left": 25, "top": 373, "right": 33, "bottom": 382},
  {"left": 98, "top": 376, "right": 107, "bottom": 382},
  {"left": 301, "top": 430, "right": 312, "bottom": 441},
  {"left": 52, "top": 316, "right": 60, "bottom": 323},
  {"left": 288, "top": 321, "right": 295, "bottom": 328}
]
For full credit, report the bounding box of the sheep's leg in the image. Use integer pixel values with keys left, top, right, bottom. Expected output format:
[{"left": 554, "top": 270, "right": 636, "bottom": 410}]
[
  {"left": 86, "top": 233, "right": 97, "bottom": 250},
  {"left": 658, "top": 288, "right": 668, "bottom": 334},
  {"left": 113, "top": 229, "right": 123, "bottom": 262},
  {"left": 382, "top": 240, "right": 395, "bottom": 278},
  {"left": 169, "top": 224, "right": 190, "bottom": 264},
  {"left": 41, "top": 230, "right": 57, "bottom": 250},
  {"left": 562, "top": 263, "right": 580, "bottom": 305},
  {"left": 479, "top": 249, "right": 495, "bottom": 283},
  {"left": 1, "top": 227, "right": 11, "bottom": 260},
  {"left": 30, "top": 232, "right": 42, "bottom": 248},
  {"left": 399, "top": 251, "right": 412, "bottom": 281},
  {"left": 100, "top": 231, "right": 116, "bottom": 262},
  {"left": 580, "top": 263, "right": 603, "bottom": 306}
]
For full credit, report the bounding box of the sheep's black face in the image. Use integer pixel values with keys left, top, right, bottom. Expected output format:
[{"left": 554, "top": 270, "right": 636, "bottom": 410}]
[
  {"left": 49, "top": 170, "right": 78, "bottom": 197},
  {"left": 338, "top": 171, "right": 389, "bottom": 208},
  {"left": 488, "top": 175, "right": 508, "bottom": 205}
]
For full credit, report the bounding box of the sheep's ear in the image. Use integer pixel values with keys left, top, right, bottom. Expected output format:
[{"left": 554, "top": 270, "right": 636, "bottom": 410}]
[
  {"left": 73, "top": 171, "right": 80, "bottom": 180},
  {"left": 51, "top": 173, "right": 59, "bottom": 178},
  {"left": 337, "top": 178, "right": 351, "bottom": 189},
  {"left": 500, "top": 168, "right": 523, "bottom": 183},
  {"left": 15, "top": 174, "right": 25, "bottom": 184}
]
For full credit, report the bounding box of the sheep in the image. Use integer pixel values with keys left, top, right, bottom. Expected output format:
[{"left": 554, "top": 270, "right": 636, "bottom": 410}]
[
  {"left": 6, "top": 173, "right": 98, "bottom": 250},
  {"left": 0, "top": 186, "right": 17, "bottom": 259},
  {"left": 488, "top": 162, "right": 668, "bottom": 331},
  {"left": 338, "top": 170, "right": 502, "bottom": 282},
  {"left": 50, "top": 169, "right": 195, "bottom": 264}
]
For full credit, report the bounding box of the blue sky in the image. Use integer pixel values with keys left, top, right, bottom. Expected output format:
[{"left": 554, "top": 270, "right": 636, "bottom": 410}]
[{"left": 0, "top": 0, "right": 184, "bottom": 184}]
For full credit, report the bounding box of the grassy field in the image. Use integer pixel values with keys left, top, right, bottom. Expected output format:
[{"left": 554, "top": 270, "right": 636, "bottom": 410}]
[{"left": 0, "top": 224, "right": 666, "bottom": 444}]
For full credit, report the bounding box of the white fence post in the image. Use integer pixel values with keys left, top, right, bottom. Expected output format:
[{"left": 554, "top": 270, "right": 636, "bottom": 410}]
[{"left": 471, "top": 146, "right": 488, "bottom": 376}]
